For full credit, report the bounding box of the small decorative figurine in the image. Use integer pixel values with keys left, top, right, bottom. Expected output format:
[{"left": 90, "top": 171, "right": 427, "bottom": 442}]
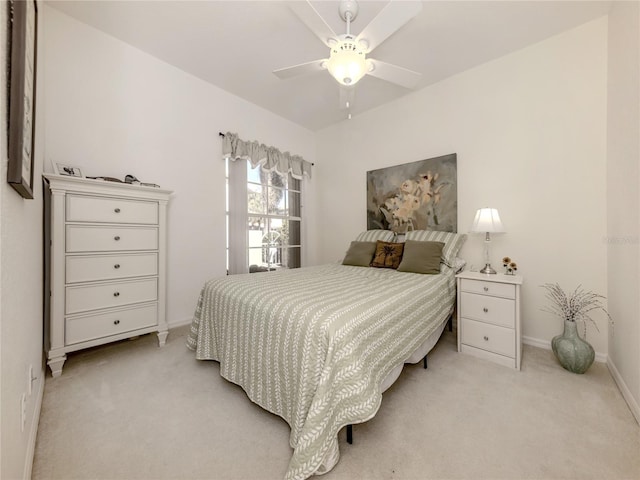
[{"left": 502, "top": 256, "right": 518, "bottom": 275}]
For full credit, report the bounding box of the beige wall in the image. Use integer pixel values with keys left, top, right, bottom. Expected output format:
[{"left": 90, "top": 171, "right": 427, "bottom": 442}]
[
  {"left": 43, "top": 6, "right": 318, "bottom": 327},
  {"left": 316, "top": 18, "right": 610, "bottom": 355},
  {"left": 606, "top": 0, "right": 640, "bottom": 423},
  {"left": 0, "top": 1, "right": 46, "bottom": 478},
  {"left": 2, "top": 3, "right": 637, "bottom": 476}
]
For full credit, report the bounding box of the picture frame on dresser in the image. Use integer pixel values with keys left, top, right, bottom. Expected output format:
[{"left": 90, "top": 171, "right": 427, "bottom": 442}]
[
  {"left": 7, "top": 0, "right": 38, "bottom": 199},
  {"left": 52, "top": 162, "right": 83, "bottom": 178}
]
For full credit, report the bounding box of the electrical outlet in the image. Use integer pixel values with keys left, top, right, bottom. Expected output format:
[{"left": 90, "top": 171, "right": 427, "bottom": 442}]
[
  {"left": 20, "top": 393, "right": 26, "bottom": 433},
  {"left": 28, "top": 365, "right": 33, "bottom": 396}
]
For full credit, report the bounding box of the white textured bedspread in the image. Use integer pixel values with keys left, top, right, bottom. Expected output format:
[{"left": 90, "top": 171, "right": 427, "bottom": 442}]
[{"left": 187, "top": 264, "right": 456, "bottom": 479}]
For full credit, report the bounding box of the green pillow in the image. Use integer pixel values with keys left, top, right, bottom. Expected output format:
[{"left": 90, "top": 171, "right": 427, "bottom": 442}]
[
  {"left": 397, "top": 240, "right": 445, "bottom": 274},
  {"left": 405, "top": 230, "right": 466, "bottom": 268},
  {"left": 342, "top": 241, "right": 377, "bottom": 267}
]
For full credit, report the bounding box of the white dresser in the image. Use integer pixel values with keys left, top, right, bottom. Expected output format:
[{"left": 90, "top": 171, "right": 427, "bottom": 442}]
[
  {"left": 43, "top": 174, "right": 172, "bottom": 377},
  {"left": 456, "top": 271, "right": 523, "bottom": 370}
]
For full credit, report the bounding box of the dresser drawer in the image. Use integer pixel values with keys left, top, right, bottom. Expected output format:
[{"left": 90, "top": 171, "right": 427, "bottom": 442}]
[
  {"left": 460, "top": 279, "right": 515, "bottom": 299},
  {"left": 66, "top": 278, "right": 158, "bottom": 314},
  {"left": 65, "top": 303, "right": 158, "bottom": 345},
  {"left": 66, "top": 253, "right": 158, "bottom": 283},
  {"left": 461, "top": 318, "right": 515, "bottom": 358},
  {"left": 66, "top": 195, "right": 158, "bottom": 224},
  {"left": 460, "top": 292, "right": 515, "bottom": 328},
  {"left": 66, "top": 225, "right": 158, "bottom": 252}
]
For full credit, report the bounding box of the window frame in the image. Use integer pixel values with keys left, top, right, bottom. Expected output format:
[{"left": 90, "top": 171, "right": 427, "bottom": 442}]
[{"left": 226, "top": 159, "right": 302, "bottom": 273}]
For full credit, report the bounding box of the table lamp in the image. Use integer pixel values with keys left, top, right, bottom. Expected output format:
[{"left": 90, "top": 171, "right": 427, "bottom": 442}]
[{"left": 470, "top": 207, "right": 504, "bottom": 274}]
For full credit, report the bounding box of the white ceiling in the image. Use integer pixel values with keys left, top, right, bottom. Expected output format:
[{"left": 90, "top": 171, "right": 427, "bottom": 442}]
[{"left": 46, "top": 0, "right": 612, "bottom": 131}]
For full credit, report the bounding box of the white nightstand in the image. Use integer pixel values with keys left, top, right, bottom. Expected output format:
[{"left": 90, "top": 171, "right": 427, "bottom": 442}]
[{"left": 456, "top": 271, "right": 523, "bottom": 370}]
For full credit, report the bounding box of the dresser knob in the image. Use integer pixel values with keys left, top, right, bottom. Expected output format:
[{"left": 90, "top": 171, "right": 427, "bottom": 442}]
[
  {"left": 113, "top": 292, "right": 120, "bottom": 297},
  {"left": 114, "top": 264, "right": 121, "bottom": 269},
  {"left": 484, "top": 335, "right": 489, "bottom": 341},
  {"left": 114, "top": 320, "right": 120, "bottom": 325},
  {"left": 114, "top": 208, "right": 121, "bottom": 213},
  {"left": 114, "top": 236, "right": 121, "bottom": 241},
  {"left": 483, "top": 286, "right": 489, "bottom": 292},
  {"left": 483, "top": 307, "right": 488, "bottom": 313}
]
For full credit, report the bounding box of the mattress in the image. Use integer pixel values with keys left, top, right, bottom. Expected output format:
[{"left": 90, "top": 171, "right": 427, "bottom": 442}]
[{"left": 187, "top": 263, "right": 457, "bottom": 479}]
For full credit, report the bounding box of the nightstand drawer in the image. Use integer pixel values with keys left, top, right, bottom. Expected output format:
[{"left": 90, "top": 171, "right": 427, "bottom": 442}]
[
  {"left": 460, "top": 292, "right": 515, "bottom": 328},
  {"left": 66, "top": 225, "right": 158, "bottom": 252},
  {"left": 461, "top": 318, "right": 515, "bottom": 357},
  {"left": 65, "top": 278, "right": 158, "bottom": 314},
  {"left": 67, "top": 195, "right": 158, "bottom": 224},
  {"left": 66, "top": 253, "right": 158, "bottom": 283},
  {"left": 65, "top": 304, "right": 158, "bottom": 345},
  {"left": 460, "top": 279, "right": 515, "bottom": 299}
]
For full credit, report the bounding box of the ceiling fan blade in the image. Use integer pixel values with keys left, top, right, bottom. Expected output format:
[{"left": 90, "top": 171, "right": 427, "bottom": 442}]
[
  {"left": 339, "top": 86, "right": 355, "bottom": 110},
  {"left": 288, "top": 1, "right": 339, "bottom": 48},
  {"left": 273, "top": 59, "right": 327, "bottom": 80},
  {"left": 366, "top": 59, "right": 422, "bottom": 89},
  {"left": 356, "top": 0, "right": 422, "bottom": 53}
]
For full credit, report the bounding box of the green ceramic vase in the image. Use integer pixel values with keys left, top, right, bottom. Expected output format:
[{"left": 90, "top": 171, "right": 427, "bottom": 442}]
[{"left": 551, "top": 320, "right": 595, "bottom": 374}]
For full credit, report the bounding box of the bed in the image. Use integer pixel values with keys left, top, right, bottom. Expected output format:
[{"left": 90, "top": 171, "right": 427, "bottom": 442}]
[{"left": 186, "top": 230, "right": 466, "bottom": 479}]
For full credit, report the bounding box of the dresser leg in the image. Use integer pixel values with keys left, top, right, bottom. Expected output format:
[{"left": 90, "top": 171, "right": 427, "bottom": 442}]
[
  {"left": 47, "top": 354, "right": 67, "bottom": 378},
  {"left": 157, "top": 330, "right": 169, "bottom": 347}
]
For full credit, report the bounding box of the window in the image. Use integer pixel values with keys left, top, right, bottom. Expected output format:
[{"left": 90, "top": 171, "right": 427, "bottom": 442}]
[{"left": 226, "top": 159, "right": 301, "bottom": 273}]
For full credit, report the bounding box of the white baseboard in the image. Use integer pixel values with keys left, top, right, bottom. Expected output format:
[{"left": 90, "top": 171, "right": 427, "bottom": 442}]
[
  {"left": 521, "top": 335, "right": 551, "bottom": 351},
  {"left": 522, "top": 335, "right": 607, "bottom": 363},
  {"left": 607, "top": 357, "right": 640, "bottom": 425},
  {"left": 23, "top": 370, "right": 45, "bottom": 480},
  {"left": 168, "top": 317, "right": 193, "bottom": 330}
]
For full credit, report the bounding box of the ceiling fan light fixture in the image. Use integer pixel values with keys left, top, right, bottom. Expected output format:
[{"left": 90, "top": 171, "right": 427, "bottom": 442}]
[
  {"left": 366, "top": 59, "right": 375, "bottom": 73},
  {"left": 326, "top": 39, "right": 366, "bottom": 86}
]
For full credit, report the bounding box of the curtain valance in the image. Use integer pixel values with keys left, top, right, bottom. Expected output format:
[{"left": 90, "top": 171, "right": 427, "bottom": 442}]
[{"left": 222, "top": 131, "right": 312, "bottom": 180}]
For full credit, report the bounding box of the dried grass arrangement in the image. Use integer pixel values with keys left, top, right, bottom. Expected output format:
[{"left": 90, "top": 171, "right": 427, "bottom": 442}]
[{"left": 541, "top": 283, "right": 613, "bottom": 338}]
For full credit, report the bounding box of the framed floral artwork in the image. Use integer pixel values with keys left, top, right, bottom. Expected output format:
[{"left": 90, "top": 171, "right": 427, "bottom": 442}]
[{"left": 366, "top": 153, "right": 457, "bottom": 233}]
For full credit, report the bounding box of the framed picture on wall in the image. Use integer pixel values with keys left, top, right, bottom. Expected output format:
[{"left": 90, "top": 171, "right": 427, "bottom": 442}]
[{"left": 7, "top": 0, "right": 38, "bottom": 199}]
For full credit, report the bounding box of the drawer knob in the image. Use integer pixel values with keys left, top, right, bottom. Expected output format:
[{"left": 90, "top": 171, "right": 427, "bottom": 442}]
[
  {"left": 114, "top": 320, "right": 120, "bottom": 325},
  {"left": 484, "top": 335, "right": 489, "bottom": 341},
  {"left": 113, "top": 292, "right": 120, "bottom": 297},
  {"left": 483, "top": 286, "right": 489, "bottom": 292},
  {"left": 483, "top": 307, "right": 489, "bottom": 313},
  {"left": 114, "top": 236, "right": 121, "bottom": 241},
  {"left": 114, "top": 208, "right": 121, "bottom": 213},
  {"left": 114, "top": 264, "right": 121, "bottom": 269}
]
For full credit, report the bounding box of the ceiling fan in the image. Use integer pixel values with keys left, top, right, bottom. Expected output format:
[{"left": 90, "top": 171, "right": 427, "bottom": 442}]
[{"left": 273, "top": 0, "right": 423, "bottom": 110}]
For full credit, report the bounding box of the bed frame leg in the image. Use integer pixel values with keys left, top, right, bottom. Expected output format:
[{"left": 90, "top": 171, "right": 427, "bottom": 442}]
[
  {"left": 347, "top": 424, "right": 353, "bottom": 444},
  {"left": 448, "top": 316, "right": 453, "bottom": 332},
  {"left": 423, "top": 355, "right": 428, "bottom": 369}
]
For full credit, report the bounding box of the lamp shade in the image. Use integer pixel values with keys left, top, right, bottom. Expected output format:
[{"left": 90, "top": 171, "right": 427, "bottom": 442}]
[
  {"left": 470, "top": 208, "right": 505, "bottom": 233},
  {"left": 326, "top": 40, "right": 367, "bottom": 86}
]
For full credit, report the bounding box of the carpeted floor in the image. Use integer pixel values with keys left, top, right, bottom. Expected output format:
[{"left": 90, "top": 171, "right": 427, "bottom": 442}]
[{"left": 32, "top": 325, "right": 640, "bottom": 480}]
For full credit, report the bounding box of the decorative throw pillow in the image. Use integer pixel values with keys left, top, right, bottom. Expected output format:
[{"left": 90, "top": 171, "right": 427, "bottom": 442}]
[
  {"left": 397, "top": 240, "right": 445, "bottom": 274},
  {"left": 404, "top": 230, "right": 467, "bottom": 268},
  {"left": 342, "top": 241, "right": 377, "bottom": 267},
  {"left": 370, "top": 241, "right": 405, "bottom": 269},
  {"left": 355, "top": 229, "right": 395, "bottom": 242}
]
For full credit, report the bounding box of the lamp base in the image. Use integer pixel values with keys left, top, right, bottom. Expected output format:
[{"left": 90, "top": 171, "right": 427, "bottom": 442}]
[{"left": 480, "top": 264, "right": 498, "bottom": 274}]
